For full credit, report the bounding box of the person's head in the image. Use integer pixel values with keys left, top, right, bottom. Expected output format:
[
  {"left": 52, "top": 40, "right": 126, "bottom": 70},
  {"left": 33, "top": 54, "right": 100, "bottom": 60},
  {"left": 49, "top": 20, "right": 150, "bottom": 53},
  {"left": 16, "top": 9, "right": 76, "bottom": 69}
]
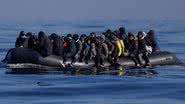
[
  {"left": 113, "top": 30, "right": 119, "bottom": 37},
  {"left": 85, "top": 36, "right": 91, "bottom": 44},
  {"left": 49, "top": 33, "right": 58, "bottom": 40},
  {"left": 80, "top": 34, "right": 87, "bottom": 42},
  {"left": 90, "top": 32, "right": 96, "bottom": 38},
  {"left": 18, "top": 31, "right": 26, "bottom": 38},
  {"left": 73, "top": 34, "right": 79, "bottom": 41},
  {"left": 106, "top": 29, "right": 112, "bottom": 35},
  {"left": 26, "top": 32, "right": 32, "bottom": 38},
  {"left": 95, "top": 36, "right": 101, "bottom": 45},
  {"left": 128, "top": 32, "right": 135, "bottom": 40},
  {"left": 137, "top": 31, "right": 144, "bottom": 40},
  {"left": 100, "top": 34, "right": 105, "bottom": 42},
  {"left": 67, "top": 33, "right": 73, "bottom": 40},
  {"left": 147, "top": 30, "right": 155, "bottom": 36},
  {"left": 119, "top": 27, "right": 126, "bottom": 34},
  {"left": 38, "top": 31, "right": 46, "bottom": 41},
  {"left": 63, "top": 36, "right": 68, "bottom": 42},
  {"left": 20, "top": 31, "right": 25, "bottom": 35}
]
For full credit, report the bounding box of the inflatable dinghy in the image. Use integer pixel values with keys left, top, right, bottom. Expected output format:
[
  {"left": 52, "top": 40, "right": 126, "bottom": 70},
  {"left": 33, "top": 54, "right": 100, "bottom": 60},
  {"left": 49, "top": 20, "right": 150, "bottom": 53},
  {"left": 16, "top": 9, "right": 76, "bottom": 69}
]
[{"left": 2, "top": 48, "right": 183, "bottom": 73}]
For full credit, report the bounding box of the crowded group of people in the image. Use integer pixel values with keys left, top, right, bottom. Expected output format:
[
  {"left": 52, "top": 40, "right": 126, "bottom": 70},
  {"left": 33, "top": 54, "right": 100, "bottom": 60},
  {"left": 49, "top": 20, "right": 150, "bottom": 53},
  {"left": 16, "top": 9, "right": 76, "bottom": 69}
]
[{"left": 12, "top": 27, "right": 160, "bottom": 68}]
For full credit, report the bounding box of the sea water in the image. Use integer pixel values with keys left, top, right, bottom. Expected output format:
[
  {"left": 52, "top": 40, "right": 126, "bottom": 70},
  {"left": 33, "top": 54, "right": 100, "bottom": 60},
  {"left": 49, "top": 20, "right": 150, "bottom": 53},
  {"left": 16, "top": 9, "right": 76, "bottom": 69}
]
[{"left": 0, "top": 19, "right": 185, "bottom": 104}]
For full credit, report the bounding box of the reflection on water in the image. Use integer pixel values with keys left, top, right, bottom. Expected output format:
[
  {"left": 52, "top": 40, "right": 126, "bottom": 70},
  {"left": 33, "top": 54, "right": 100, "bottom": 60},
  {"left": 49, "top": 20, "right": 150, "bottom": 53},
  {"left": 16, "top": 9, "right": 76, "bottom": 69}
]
[{"left": 6, "top": 65, "right": 158, "bottom": 77}]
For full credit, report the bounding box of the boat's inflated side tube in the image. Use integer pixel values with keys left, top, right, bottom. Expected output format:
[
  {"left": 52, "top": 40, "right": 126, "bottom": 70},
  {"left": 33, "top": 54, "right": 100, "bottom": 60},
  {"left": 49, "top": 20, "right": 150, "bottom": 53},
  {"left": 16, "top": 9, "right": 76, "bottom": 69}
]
[
  {"left": 6, "top": 48, "right": 182, "bottom": 67},
  {"left": 7, "top": 48, "right": 40, "bottom": 64}
]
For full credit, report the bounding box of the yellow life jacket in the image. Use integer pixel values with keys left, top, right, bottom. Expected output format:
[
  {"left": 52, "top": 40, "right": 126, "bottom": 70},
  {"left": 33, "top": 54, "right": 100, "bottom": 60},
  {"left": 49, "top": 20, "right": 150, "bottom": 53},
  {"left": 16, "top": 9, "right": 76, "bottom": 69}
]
[
  {"left": 119, "top": 39, "right": 124, "bottom": 55},
  {"left": 115, "top": 40, "right": 122, "bottom": 57}
]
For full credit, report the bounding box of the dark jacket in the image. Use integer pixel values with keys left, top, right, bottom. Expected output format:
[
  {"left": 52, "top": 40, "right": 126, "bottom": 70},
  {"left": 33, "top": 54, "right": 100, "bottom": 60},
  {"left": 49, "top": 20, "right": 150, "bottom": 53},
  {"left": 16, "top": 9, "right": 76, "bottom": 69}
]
[
  {"left": 52, "top": 37, "right": 64, "bottom": 56},
  {"left": 38, "top": 32, "right": 53, "bottom": 57},
  {"left": 137, "top": 39, "right": 147, "bottom": 53},
  {"left": 74, "top": 40, "right": 82, "bottom": 57},
  {"left": 63, "top": 39, "right": 77, "bottom": 57},
  {"left": 146, "top": 35, "right": 160, "bottom": 52},
  {"left": 15, "top": 36, "right": 29, "bottom": 48},
  {"left": 128, "top": 39, "right": 138, "bottom": 55}
]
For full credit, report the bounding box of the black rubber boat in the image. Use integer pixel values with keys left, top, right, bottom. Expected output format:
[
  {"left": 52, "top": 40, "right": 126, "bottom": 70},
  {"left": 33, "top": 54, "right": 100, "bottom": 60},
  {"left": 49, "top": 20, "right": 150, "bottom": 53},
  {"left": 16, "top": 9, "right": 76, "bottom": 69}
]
[{"left": 2, "top": 48, "right": 183, "bottom": 73}]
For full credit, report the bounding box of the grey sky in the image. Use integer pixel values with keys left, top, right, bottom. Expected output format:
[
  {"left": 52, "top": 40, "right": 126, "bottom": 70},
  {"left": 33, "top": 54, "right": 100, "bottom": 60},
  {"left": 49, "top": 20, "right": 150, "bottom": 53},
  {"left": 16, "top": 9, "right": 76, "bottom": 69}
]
[{"left": 0, "top": 0, "right": 185, "bottom": 22}]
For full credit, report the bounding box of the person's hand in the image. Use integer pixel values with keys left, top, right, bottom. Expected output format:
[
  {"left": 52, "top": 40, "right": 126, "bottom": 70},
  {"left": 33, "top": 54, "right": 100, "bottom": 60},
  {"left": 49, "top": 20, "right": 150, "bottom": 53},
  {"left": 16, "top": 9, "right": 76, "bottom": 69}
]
[
  {"left": 124, "top": 52, "right": 129, "bottom": 56},
  {"left": 75, "top": 54, "right": 78, "bottom": 59}
]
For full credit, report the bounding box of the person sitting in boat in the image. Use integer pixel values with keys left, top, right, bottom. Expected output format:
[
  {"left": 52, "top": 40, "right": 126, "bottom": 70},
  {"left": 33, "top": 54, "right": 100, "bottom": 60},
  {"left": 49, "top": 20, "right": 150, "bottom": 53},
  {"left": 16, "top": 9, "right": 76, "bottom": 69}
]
[
  {"left": 137, "top": 31, "right": 151, "bottom": 66},
  {"left": 49, "top": 33, "right": 64, "bottom": 57},
  {"left": 38, "top": 31, "right": 53, "bottom": 57},
  {"left": 2, "top": 31, "right": 32, "bottom": 63},
  {"left": 127, "top": 32, "right": 140, "bottom": 67},
  {"left": 73, "top": 34, "right": 82, "bottom": 62},
  {"left": 28, "top": 34, "right": 40, "bottom": 51},
  {"left": 63, "top": 34, "right": 77, "bottom": 66},
  {"left": 146, "top": 30, "right": 160, "bottom": 52},
  {"left": 15, "top": 31, "right": 29, "bottom": 48}
]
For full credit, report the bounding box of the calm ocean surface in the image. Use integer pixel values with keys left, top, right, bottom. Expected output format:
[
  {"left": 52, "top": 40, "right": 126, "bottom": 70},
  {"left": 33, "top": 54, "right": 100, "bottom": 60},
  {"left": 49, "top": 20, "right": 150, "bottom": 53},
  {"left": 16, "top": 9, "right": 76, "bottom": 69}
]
[{"left": 0, "top": 19, "right": 185, "bottom": 104}]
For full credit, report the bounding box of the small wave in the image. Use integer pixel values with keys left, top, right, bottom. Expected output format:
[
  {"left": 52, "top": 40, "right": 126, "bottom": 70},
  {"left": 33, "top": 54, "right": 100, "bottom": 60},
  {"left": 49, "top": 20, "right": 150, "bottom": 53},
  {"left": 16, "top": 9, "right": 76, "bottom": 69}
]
[
  {"left": 41, "top": 24, "right": 57, "bottom": 27},
  {"left": 158, "top": 30, "right": 185, "bottom": 34},
  {"left": 74, "top": 24, "right": 105, "bottom": 29}
]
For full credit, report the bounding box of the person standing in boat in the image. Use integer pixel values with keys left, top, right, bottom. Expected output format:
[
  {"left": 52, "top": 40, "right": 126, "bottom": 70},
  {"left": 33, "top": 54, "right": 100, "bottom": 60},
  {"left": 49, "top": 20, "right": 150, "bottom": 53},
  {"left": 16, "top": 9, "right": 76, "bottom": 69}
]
[
  {"left": 137, "top": 31, "right": 151, "bottom": 66},
  {"left": 127, "top": 32, "right": 140, "bottom": 66},
  {"left": 104, "top": 29, "right": 117, "bottom": 64},
  {"left": 82, "top": 36, "right": 95, "bottom": 64},
  {"left": 79, "top": 34, "right": 87, "bottom": 62},
  {"left": 38, "top": 31, "right": 53, "bottom": 57},
  {"left": 117, "top": 30, "right": 125, "bottom": 57},
  {"left": 93, "top": 36, "right": 108, "bottom": 68},
  {"left": 72, "top": 34, "right": 82, "bottom": 62},
  {"left": 119, "top": 27, "right": 129, "bottom": 53}
]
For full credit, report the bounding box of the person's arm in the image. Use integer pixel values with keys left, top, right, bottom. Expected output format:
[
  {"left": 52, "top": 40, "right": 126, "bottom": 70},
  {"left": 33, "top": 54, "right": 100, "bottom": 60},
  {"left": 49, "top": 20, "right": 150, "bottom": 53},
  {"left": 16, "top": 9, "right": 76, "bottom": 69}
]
[{"left": 102, "top": 43, "right": 109, "bottom": 58}]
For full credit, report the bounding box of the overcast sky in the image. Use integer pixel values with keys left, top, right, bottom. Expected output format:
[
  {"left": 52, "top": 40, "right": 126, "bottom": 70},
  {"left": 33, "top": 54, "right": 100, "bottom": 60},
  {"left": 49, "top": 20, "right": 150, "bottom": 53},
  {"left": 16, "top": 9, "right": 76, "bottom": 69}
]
[{"left": 0, "top": 0, "right": 185, "bottom": 22}]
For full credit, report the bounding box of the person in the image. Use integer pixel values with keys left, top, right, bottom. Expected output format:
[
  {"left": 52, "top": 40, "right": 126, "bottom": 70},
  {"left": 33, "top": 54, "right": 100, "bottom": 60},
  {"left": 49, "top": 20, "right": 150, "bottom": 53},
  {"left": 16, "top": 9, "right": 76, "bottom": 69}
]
[
  {"left": 73, "top": 34, "right": 82, "bottom": 62},
  {"left": 111, "top": 36, "right": 122, "bottom": 64},
  {"left": 15, "top": 31, "right": 29, "bottom": 48},
  {"left": 63, "top": 34, "right": 77, "bottom": 66},
  {"left": 93, "top": 36, "right": 108, "bottom": 68},
  {"left": 146, "top": 30, "right": 160, "bottom": 52},
  {"left": 79, "top": 34, "right": 87, "bottom": 62},
  {"left": 100, "top": 35, "right": 109, "bottom": 65},
  {"left": 117, "top": 30, "right": 125, "bottom": 56},
  {"left": 38, "top": 31, "right": 53, "bottom": 57},
  {"left": 49, "top": 33, "right": 64, "bottom": 57},
  {"left": 127, "top": 32, "right": 140, "bottom": 66},
  {"left": 119, "top": 27, "right": 129, "bottom": 52},
  {"left": 104, "top": 29, "right": 118, "bottom": 64},
  {"left": 28, "top": 34, "right": 39, "bottom": 51},
  {"left": 137, "top": 31, "right": 151, "bottom": 66},
  {"left": 80, "top": 36, "right": 94, "bottom": 64}
]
